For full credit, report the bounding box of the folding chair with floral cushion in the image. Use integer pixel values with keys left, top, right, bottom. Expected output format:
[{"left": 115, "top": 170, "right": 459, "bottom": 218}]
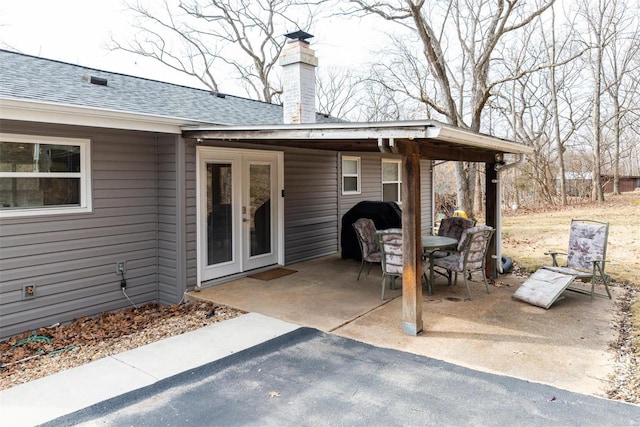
[
  {"left": 376, "top": 229, "right": 403, "bottom": 300},
  {"left": 377, "top": 229, "right": 431, "bottom": 300},
  {"left": 513, "top": 219, "right": 611, "bottom": 309},
  {"left": 352, "top": 218, "right": 382, "bottom": 280},
  {"left": 543, "top": 219, "right": 611, "bottom": 300},
  {"left": 431, "top": 216, "right": 477, "bottom": 259},
  {"left": 432, "top": 225, "right": 495, "bottom": 300},
  {"left": 438, "top": 216, "right": 477, "bottom": 241}
]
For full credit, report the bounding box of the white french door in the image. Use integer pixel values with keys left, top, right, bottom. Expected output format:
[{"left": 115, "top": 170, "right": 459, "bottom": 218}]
[{"left": 197, "top": 147, "right": 283, "bottom": 283}]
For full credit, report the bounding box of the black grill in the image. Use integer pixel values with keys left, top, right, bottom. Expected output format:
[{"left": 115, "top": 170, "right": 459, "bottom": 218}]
[{"left": 341, "top": 201, "right": 402, "bottom": 261}]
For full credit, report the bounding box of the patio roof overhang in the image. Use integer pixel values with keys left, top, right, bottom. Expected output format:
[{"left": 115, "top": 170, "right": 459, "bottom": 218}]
[
  {"left": 183, "top": 120, "right": 533, "bottom": 337},
  {"left": 182, "top": 120, "right": 533, "bottom": 162}
]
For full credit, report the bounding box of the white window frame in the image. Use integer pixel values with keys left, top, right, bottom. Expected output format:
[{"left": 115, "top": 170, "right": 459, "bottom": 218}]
[
  {"left": 382, "top": 159, "right": 402, "bottom": 204},
  {"left": 0, "top": 133, "right": 92, "bottom": 218},
  {"left": 341, "top": 156, "right": 361, "bottom": 195}
]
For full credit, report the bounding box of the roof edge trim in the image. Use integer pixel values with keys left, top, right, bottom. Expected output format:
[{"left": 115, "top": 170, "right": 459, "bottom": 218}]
[
  {"left": 0, "top": 98, "right": 209, "bottom": 134},
  {"left": 426, "top": 125, "right": 533, "bottom": 154},
  {"left": 182, "top": 120, "right": 533, "bottom": 155}
]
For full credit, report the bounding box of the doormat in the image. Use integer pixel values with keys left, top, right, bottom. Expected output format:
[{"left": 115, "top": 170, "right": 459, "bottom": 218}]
[{"left": 248, "top": 268, "right": 297, "bottom": 281}]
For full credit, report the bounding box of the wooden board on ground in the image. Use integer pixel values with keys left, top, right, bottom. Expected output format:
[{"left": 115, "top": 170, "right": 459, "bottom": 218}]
[{"left": 512, "top": 268, "right": 575, "bottom": 309}]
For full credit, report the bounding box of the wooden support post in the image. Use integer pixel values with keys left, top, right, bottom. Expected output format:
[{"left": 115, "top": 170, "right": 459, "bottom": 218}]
[
  {"left": 400, "top": 143, "right": 423, "bottom": 336},
  {"left": 485, "top": 163, "right": 498, "bottom": 278}
]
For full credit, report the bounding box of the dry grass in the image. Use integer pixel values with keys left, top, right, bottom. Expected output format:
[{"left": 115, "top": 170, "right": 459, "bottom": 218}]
[{"left": 502, "top": 191, "right": 640, "bottom": 285}]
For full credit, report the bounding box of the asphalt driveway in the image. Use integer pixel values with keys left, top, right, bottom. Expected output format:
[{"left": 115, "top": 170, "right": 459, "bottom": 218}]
[{"left": 43, "top": 327, "right": 640, "bottom": 426}]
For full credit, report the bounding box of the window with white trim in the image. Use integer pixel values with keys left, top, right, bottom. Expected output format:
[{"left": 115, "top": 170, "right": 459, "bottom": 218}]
[
  {"left": 342, "top": 156, "right": 361, "bottom": 194},
  {"left": 0, "top": 134, "right": 92, "bottom": 217},
  {"left": 382, "top": 159, "right": 402, "bottom": 203}
]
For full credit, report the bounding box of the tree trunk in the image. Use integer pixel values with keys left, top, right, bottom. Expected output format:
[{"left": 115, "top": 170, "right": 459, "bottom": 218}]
[
  {"left": 549, "top": 7, "right": 567, "bottom": 205},
  {"left": 455, "top": 162, "right": 475, "bottom": 216}
]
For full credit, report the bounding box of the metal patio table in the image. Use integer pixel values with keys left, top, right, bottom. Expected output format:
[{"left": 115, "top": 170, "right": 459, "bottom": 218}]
[{"left": 422, "top": 235, "right": 458, "bottom": 294}]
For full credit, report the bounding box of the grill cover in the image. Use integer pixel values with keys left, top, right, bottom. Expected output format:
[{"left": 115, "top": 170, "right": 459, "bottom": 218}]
[{"left": 341, "top": 201, "right": 402, "bottom": 261}]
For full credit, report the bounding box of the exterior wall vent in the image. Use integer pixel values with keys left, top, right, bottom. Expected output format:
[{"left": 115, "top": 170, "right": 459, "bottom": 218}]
[{"left": 82, "top": 74, "right": 108, "bottom": 86}]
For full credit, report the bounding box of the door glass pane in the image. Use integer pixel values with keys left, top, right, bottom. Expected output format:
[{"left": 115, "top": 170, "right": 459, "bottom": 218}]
[
  {"left": 249, "top": 163, "right": 271, "bottom": 257},
  {"left": 207, "top": 163, "right": 233, "bottom": 265}
]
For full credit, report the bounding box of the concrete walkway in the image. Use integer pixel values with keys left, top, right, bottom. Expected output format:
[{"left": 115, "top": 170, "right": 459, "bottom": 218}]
[{"left": 0, "top": 313, "right": 299, "bottom": 427}]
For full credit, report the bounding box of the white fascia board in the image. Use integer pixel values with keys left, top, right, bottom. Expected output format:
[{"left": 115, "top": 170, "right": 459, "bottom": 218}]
[
  {"left": 188, "top": 127, "right": 430, "bottom": 141},
  {"left": 183, "top": 120, "right": 533, "bottom": 155},
  {"left": 183, "top": 120, "right": 437, "bottom": 140},
  {"left": 425, "top": 125, "right": 534, "bottom": 155},
  {"left": 183, "top": 120, "right": 435, "bottom": 133},
  {"left": 0, "top": 98, "right": 208, "bottom": 134}
]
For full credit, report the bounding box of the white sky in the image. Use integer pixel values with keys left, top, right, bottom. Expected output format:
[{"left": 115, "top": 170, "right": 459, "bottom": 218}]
[{"left": 0, "top": 0, "right": 387, "bottom": 92}]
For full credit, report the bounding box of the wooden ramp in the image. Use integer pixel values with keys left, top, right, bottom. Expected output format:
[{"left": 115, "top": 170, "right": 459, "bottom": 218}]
[{"left": 512, "top": 269, "right": 575, "bottom": 309}]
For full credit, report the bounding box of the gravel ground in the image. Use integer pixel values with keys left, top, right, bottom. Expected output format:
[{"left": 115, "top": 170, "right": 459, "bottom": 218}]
[
  {"left": 0, "top": 301, "right": 242, "bottom": 391},
  {"left": 607, "top": 281, "right": 640, "bottom": 403}
]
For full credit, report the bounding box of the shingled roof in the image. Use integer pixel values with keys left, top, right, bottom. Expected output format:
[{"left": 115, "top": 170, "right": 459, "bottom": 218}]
[{"left": 0, "top": 49, "right": 336, "bottom": 126}]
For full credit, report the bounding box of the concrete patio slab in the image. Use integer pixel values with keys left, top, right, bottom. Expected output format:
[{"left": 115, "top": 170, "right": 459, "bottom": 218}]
[
  {"left": 188, "top": 254, "right": 619, "bottom": 397},
  {"left": 190, "top": 254, "right": 401, "bottom": 331}
]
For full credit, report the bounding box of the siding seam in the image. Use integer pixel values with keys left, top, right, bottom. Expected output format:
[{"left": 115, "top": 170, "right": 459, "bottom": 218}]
[{"left": 155, "top": 135, "right": 160, "bottom": 304}]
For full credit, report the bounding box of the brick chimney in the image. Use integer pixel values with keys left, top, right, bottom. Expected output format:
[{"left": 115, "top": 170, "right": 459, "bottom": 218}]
[{"left": 280, "top": 31, "right": 317, "bottom": 124}]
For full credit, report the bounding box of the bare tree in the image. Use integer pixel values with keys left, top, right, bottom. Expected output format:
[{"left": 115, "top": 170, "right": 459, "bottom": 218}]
[
  {"left": 355, "top": 78, "right": 412, "bottom": 121},
  {"left": 576, "top": 0, "right": 625, "bottom": 201},
  {"left": 112, "top": 0, "right": 315, "bottom": 102},
  {"left": 316, "top": 67, "right": 363, "bottom": 120},
  {"left": 537, "top": 4, "right": 592, "bottom": 205},
  {"left": 546, "top": 6, "right": 568, "bottom": 204},
  {"left": 600, "top": 2, "right": 640, "bottom": 194},
  {"left": 343, "top": 0, "right": 554, "bottom": 215}
]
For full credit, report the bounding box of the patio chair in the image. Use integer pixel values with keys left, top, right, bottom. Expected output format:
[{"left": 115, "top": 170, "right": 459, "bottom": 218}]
[
  {"left": 542, "top": 219, "right": 611, "bottom": 301},
  {"left": 377, "top": 229, "right": 430, "bottom": 299},
  {"left": 438, "top": 216, "right": 477, "bottom": 240},
  {"left": 513, "top": 219, "right": 611, "bottom": 309},
  {"left": 431, "top": 216, "right": 477, "bottom": 258},
  {"left": 432, "top": 226, "right": 495, "bottom": 300},
  {"left": 352, "top": 218, "right": 382, "bottom": 280},
  {"left": 376, "top": 229, "right": 403, "bottom": 299}
]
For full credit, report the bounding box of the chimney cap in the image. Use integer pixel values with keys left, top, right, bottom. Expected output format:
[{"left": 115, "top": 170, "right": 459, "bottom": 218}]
[{"left": 284, "top": 30, "right": 313, "bottom": 43}]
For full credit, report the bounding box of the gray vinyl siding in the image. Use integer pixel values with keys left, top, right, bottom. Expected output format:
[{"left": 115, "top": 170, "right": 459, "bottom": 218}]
[
  {"left": 157, "top": 135, "right": 187, "bottom": 304},
  {"left": 184, "top": 143, "right": 198, "bottom": 289},
  {"left": 338, "top": 153, "right": 385, "bottom": 219},
  {"left": 420, "top": 159, "right": 433, "bottom": 235},
  {"left": 0, "top": 122, "right": 164, "bottom": 339},
  {"left": 283, "top": 148, "right": 338, "bottom": 263},
  {"left": 337, "top": 154, "right": 433, "bottom": 248}
]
